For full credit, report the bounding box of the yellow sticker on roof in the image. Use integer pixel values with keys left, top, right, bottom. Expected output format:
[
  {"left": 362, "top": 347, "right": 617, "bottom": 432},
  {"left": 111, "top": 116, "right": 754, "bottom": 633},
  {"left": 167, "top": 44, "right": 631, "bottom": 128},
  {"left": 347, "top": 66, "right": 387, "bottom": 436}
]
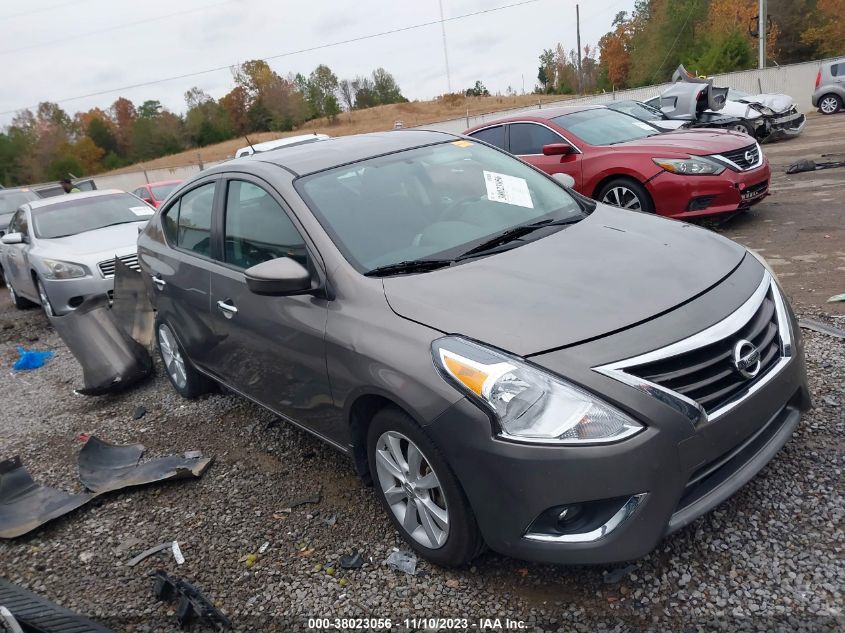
[{"left": 451, "top": 140, "right": 473, "bottom": 148}]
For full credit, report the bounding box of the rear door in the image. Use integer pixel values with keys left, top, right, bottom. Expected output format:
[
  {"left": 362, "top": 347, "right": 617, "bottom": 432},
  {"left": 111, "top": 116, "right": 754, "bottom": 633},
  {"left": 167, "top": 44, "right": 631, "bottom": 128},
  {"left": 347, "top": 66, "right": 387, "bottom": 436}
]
[
  {"left": 507, "top": 122, "right": 583, "bottom": 187},
  {"left": 206, "top": 176, "right": 335, "bottom": 439},
  {"left": 147, "top": 178, "right": 219, "bottom": 365}
]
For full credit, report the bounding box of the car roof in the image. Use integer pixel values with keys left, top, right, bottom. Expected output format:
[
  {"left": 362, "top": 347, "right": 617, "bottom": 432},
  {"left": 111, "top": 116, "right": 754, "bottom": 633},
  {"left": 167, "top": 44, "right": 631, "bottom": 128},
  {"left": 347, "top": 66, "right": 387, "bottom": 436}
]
[
  {"left": 467, "top": 104, "right": 604, "bottom": 130},
  {"left": 0, "top": 187, "right": 38, "bottom": 196},
  {"left": 26, "top": 189, "right": 128, "bottom": 211},
  {"left": 225, "top": 130, "right": 458, "bottom": 176}
]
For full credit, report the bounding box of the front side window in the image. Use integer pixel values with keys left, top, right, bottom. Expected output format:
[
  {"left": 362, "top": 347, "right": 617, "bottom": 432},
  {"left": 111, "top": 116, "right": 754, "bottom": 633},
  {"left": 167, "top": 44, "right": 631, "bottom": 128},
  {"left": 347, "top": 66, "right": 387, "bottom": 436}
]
[
  {"left": 508, "top": 123, "right": 566, "bottom": 155},
  {"left": 552, "top": 109, "right": 660, "bottom": 145},
  {"left": 161, "top": 182, "right": 215, "bottom": 256},
  {"left": 32, "top": 193, "right": 152, "bottom": 239},
  {"left": 468, "top": 125, "right": 506, "bottom": 149},
  {"left": 223, "top": 180, "right": 307, "bottom": 269},
  {"left": 298, "top": 140, "right": 583, "bottom": 273}
]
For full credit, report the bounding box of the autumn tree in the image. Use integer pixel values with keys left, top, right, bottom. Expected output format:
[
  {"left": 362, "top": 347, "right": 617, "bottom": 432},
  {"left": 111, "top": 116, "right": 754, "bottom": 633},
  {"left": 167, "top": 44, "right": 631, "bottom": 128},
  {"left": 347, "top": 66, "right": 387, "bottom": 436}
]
[
  {"left": 801, "top": 0, "right": 845, "bottom": 57},
  {"left": 221, "top": 85, "right": 250, "bottom": 135},
  {"left": 110, "top": 97, "right": 137, "bottom": 155}
]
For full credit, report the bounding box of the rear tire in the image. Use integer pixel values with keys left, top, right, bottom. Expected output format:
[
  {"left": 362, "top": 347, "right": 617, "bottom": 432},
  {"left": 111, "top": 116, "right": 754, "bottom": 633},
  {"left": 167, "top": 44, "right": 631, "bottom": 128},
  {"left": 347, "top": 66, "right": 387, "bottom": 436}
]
[
  {"left": 596, "top": 178, "right": 655, "bottom": 213},
  {"left": 2, "top": 267, "right": 34, "bottom": 310},
  {"left": 367, "top": 406, "right": 483, "bottom": 567},
  {"left": 155, "top": 319, "right": 214, "bottom": 399},
  {"left": 818, "top": 94, "right": 842, "bottom": 115}
]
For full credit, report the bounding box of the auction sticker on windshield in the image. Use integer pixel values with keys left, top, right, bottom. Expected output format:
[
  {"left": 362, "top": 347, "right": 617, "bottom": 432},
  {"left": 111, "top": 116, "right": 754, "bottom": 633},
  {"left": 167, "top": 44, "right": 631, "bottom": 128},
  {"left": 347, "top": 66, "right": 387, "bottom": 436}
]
[
  {"left": 130, "top": 206, "right": 154, "bottom": 216},
  {"left": 483, "top": 171, "right": 533, "bottom": 208}
]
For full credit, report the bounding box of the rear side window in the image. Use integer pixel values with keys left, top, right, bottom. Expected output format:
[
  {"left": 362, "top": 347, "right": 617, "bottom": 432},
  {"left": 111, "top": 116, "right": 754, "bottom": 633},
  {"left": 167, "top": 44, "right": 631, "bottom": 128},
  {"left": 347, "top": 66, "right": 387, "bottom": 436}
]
[
  {"left": 162, "top": 182, "right": 215, "bottom": 256},
  {"left": 508, "top": 123, "right": 565, "bottom": 155},
  {"left": 223, "top": 180, "right": 307, "bottom": 269},
  {"left": 832, "top": 63, "right": 841, "bottom": 77},
  {"left": 469, "top": 125, "right": 506, "bottom": 149}
]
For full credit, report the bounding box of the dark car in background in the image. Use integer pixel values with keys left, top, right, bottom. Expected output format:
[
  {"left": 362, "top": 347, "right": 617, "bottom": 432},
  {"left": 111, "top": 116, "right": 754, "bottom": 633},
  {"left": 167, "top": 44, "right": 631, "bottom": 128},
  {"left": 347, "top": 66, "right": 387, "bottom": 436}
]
[
  {"left": 465, "top": 106, "right": 771, "bottom": 219},
  {"left": 0, "top": 187, "right": 40, "bottom": 236},
  {"left": 138, "top": 131, "right": 809, "bottom": 566}
]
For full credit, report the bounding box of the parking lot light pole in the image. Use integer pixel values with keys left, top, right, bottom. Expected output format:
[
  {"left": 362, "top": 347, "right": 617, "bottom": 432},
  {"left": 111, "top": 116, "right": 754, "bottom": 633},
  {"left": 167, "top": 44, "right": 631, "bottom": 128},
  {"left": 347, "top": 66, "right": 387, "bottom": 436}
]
[{"left": 758, "top": 0, "right": 767, "bottom": 69}]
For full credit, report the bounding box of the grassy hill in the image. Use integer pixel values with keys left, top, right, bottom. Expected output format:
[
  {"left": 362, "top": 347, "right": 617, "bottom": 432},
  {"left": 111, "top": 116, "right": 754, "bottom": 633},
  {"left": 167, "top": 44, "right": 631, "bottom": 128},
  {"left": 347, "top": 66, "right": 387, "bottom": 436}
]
[{"left": 104, "top": 93, "right": 569, "bottom": 174}]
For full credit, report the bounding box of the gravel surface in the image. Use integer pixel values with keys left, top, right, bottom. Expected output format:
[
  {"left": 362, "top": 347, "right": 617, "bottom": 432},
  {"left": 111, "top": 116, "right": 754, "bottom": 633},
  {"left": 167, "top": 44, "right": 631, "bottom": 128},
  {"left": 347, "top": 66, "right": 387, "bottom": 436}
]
[{"left": 0, "top": 291, "right": 842, "bottom": 633}]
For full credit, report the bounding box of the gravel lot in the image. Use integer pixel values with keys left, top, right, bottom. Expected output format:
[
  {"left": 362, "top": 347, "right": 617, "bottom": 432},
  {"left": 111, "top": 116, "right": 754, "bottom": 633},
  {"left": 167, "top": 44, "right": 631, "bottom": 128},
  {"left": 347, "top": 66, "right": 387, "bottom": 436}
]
[{"left": 1, "top": 117, "right": 844, "bottom": 633}]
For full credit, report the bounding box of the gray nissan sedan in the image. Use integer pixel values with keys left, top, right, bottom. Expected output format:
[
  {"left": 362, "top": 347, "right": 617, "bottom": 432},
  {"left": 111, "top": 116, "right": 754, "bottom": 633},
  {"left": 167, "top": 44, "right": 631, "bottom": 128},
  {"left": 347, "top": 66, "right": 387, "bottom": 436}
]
[{"left": 138, "top": 131, "right": 809, "bottom": 566}]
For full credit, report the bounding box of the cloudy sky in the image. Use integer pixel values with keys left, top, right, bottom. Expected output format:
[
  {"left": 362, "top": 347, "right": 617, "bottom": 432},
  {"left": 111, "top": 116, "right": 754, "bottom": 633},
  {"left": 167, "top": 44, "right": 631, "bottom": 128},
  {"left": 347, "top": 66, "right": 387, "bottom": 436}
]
[{"left": 0, "top": 0, "right": 636, "bottom": 126}]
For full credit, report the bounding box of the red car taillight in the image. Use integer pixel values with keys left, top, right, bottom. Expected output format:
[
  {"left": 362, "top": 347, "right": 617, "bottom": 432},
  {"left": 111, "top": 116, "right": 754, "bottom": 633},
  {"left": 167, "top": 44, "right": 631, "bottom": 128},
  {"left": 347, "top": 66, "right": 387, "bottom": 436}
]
[{"left": 815, "top": 70, "right": 821, "bottom": 89}]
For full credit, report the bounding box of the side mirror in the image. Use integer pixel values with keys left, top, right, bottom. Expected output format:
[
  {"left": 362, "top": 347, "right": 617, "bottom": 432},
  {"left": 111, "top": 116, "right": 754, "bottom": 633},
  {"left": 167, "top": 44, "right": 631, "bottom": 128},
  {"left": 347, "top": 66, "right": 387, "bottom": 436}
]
[
  {"left": 542, "top": 143, "right": 573, "bottom": 156},
  {"left": 244, "top": 257, "right": 312, "bottom": 296},
  {"left": 552, "top": 173, "right": 576, "bottom": 188},
  {"left": 1, "top": 232, "right": 23, "bottom": 245}
]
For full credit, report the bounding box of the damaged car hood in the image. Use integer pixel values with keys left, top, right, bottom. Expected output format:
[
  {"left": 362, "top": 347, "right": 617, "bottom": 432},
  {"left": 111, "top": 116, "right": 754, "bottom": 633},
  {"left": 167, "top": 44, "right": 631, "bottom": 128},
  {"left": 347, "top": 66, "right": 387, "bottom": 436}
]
[
  {"left": 383, "top": 205, "right": 746, "bottom": 357},
  {"left": 734, "top": 93, "right": 794, "bottom": 113}
]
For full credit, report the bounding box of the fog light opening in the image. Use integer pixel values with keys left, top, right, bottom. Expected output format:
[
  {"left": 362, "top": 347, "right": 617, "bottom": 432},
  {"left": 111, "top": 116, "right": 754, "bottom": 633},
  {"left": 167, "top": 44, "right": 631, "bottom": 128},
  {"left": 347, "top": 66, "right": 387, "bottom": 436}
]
[{"left": 68, "top": 296, "right": 84, "bottom": 308}]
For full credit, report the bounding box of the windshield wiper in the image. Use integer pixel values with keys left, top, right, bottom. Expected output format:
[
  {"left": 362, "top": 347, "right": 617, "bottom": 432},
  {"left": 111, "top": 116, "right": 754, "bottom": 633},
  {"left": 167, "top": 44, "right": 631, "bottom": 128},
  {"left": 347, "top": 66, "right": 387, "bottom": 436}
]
[
  {"left": 364, "top": 258, "right": 454, "bottom": 277},
  {"left": 455, "top": 216, "right": 581, "bottom": 261}
]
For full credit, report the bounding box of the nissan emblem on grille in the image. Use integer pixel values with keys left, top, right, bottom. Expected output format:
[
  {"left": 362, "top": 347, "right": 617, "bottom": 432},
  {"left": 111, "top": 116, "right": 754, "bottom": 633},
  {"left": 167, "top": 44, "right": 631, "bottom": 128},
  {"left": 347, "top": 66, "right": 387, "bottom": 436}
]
[
  {"left": 744, "top": 149, "right": 755, "bottom": 164},
  {"left": 732, "top": 340, "right": 761, "bottom": 379}
]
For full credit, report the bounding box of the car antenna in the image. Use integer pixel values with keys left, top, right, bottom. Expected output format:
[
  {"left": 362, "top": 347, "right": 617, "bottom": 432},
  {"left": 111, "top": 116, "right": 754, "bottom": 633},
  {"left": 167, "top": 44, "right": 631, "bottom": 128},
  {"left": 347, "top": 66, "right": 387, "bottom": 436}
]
[{"left": 244, "top": 135, "right": 260, "bottom": 155}]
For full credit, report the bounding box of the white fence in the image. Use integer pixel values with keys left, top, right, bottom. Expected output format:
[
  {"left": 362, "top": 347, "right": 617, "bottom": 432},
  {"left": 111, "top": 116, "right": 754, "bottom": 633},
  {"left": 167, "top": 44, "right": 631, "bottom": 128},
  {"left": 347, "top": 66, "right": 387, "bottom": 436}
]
[
  {"left": 415, "top": 58, "right": 835, "bottom": 135},
  {"left": 91, "top": 58, "right": 836, "bottom": 191}
]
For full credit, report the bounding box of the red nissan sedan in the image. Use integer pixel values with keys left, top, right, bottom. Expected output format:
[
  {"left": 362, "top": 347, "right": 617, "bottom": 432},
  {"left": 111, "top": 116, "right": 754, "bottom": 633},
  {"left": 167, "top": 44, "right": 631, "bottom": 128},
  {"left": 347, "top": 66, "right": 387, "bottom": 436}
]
[{"left": 464, "top": 105, "right": 770, "bottom": 218}]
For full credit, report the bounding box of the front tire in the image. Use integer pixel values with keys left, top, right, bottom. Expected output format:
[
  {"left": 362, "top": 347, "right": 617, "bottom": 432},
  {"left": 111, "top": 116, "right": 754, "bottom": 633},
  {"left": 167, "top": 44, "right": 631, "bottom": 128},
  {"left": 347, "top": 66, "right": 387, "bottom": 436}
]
[
  {"left": 818, "top": 94, "right": 842, "bottom": 115},
  {"left": 729, "top": 120, "right": 756, "bottom": 136},
  {"left": 596, "top": 178, "right": 654, "bottom": 213},
  {"left": 367, "top": 407, "right": 483, "bottom": 567},
  {"left": 155, "top": 319, "right": 214, "bottom": 399}
]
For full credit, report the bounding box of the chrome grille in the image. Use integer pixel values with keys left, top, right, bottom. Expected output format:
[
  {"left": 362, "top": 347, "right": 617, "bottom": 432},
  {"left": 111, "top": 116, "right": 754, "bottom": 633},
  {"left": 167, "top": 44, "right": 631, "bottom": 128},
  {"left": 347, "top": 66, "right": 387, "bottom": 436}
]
[
  {"left": 625, "top": 289, "right": 781, "bottom": 414},
  {"left": 98, "top": 253, "right": 140, "bottom": 278},
  {"left": 718, "top": 143, "right": 760, "bottom": 170}
]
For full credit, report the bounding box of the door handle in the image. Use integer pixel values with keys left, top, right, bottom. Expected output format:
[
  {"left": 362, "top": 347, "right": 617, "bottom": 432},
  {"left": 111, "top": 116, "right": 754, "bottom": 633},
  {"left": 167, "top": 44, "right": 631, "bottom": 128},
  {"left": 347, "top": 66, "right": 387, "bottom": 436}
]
[
  {"left": 216, "top": 300, "right": 238, "bottom": 318},
  {"left": 151, "top": 276, "right": 166, "bottom": 290}
]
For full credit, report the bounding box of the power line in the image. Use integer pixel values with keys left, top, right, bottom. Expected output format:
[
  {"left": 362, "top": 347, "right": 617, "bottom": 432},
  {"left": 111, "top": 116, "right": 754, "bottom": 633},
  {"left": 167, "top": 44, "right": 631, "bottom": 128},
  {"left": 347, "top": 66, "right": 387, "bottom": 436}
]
[
  {"left": 0, "top": 0, "right": 239, "bottom": 56},
  {"left": 0, "top": 0, "right": 94, "bottom": 22},
  {"left": 1, "top": 0, "right": 546, "bottom": 115}
]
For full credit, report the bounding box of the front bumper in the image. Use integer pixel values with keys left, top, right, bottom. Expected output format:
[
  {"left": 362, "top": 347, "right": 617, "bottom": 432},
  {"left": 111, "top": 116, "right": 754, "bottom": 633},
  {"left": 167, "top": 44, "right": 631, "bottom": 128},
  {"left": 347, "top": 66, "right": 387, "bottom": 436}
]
[
  {"left": 425, "top": 323, "right": 809, "bottom": 565},
  {"left": 42, "top": 275, "right": 113, "bottom": 315},
  {"left": 648, "top": 159, "right": 771, "bottom": 219},
  {"left": 761, "top": 110, "right": 806, "bottom": 141}
]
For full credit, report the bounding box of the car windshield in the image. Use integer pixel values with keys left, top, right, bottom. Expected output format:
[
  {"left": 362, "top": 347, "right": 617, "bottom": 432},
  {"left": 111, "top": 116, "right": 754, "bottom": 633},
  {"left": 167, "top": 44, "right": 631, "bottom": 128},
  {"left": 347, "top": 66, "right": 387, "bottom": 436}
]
[
  {"left": 0, "top": 190, "right": 38, "bottom": 214},
  {"left": 151, "top": 183, "right": 178, "bottom": 199},
  {"left": 608, "top": 102, "right": 661, "bottom": 121},
  {"left": 552, "top": 109, "right": 661, "bottom": 145},
  {"left": 32, "top": 193, "right": 153, "bottom": 239},
  {"left": 298, "top": 140, "right": 583, "bottom": 273}
]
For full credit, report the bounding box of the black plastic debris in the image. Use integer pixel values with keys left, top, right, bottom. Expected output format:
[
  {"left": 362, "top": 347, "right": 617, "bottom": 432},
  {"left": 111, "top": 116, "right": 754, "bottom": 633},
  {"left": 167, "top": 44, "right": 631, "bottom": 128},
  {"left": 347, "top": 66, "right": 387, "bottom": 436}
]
[
  {"left": 786, "top": 158, "right": 845, "bottom": 174},
  {"left": 152, "top": 570, "right": 232, "bottom": 631},
  {"left": 126, "top": 542, "right": 174, "bottom": 567},
  {"left": 0, "top": 578, "right": 114, "bottom": 632},
  {"left": 0, "top": 457, "right": 94, "bottom": 539},
  {"left": 340, "top": 552, "right": 364, "bottom": 569},
  {"left": 133, "top": 405, "right": 147, "bottom": 420},
  {"left": 799, "top": 318, "right": 845, "bottom": 340},
  {"left": 78, "top": 436, "right": 213, "bottom": 494},
  {"left": 285, "top": 491, "right": 321, "bottom": 510}
]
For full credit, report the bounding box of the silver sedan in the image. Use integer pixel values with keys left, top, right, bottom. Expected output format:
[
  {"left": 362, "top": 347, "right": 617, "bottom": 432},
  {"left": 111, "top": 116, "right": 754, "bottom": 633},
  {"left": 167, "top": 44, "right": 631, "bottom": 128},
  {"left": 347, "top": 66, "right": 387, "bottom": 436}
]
[{"left": 0, "top": 190, "right": 151, "bottom": 315}]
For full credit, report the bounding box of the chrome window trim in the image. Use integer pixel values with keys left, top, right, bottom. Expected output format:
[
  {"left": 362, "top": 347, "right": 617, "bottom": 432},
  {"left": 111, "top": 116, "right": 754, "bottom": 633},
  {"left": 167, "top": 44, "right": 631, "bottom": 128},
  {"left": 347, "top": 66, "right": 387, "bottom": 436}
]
[
  {"left": 594, "top": 271, "right": 792, "bottom": 426},
  {"left": 524, "top": 493, "right": 646, "bottom": 543},
  {"left": 710, "top": 142, "right": 764, "bottom": 172}
]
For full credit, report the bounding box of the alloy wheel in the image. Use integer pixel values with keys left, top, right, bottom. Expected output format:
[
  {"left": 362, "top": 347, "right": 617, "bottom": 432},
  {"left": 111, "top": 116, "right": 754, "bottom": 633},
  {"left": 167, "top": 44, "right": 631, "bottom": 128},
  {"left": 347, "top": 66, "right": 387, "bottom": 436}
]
[
  {"left": 820, "top": 96, "right": 839, "bottom": 114},
  {"left": 36, "top": 280, "right": 53, "bottom": 317},
  {"left": 602, "top": 186, "right": 643, "bottom": 210},
  {"left": 374, "top": 430, "right": 450, "bottom": 549},
  {"left": 731, "top": 123, "right": 750, "bottom": 134},
  {"left": 158, "top": 324, "right": 188, "bottom": 389}
]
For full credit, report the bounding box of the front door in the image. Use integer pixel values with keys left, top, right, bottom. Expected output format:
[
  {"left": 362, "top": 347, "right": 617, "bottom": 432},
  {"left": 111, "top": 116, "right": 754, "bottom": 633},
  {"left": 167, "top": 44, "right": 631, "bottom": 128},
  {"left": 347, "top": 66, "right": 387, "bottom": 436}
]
[
  {"left": 4, "top": 210, "right": 37, "bottom": 299},
  {"left": 206, "top": 177, "right": 335, "bottom": 440},
  {"left": 508, "top": 122, "right": 583, "bottom": 188}
]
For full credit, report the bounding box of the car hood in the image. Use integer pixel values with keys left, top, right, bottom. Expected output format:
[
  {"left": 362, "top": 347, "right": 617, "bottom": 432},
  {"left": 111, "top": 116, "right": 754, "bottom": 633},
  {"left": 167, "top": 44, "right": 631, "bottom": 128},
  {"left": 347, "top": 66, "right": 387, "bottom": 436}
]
[
  {"left": 736, "top": 93, "right": 794, "bottom": 113},
  {"left": 613, "top": 129, "right": 753, "bottom": 156},
  {"left": 34, "top": 221, "right": 145, "bottom": 259},
  {"left": 383, "top": 205, "right": 747, "bottom": 357}
]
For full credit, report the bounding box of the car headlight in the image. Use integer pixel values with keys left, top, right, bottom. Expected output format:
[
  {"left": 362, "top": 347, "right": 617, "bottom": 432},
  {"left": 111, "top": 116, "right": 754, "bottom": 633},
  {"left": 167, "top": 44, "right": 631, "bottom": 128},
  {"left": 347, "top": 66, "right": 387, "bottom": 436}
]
[
  {"left": 652, "top": 156, "right": 725, "bottom": 175},
  {"left": 41, "top": 259, "right": 88, "bottom": 280},
  {"left": 432, "top": 337, "right": 643, "bottom": 444}
]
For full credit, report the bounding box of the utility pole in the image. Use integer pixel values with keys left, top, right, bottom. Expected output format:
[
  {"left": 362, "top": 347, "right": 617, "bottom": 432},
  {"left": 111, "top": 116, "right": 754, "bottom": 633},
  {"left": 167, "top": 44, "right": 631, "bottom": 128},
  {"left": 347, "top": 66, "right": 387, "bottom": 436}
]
[
  {"left": 758, "top": 0, "right": 767, "bottom": 69},
  {"left": 439, "top": 0, "right": 452, "bottom": 93},
  {"left": 576, "top": 4, "right": 582, "bottom": 93}
]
